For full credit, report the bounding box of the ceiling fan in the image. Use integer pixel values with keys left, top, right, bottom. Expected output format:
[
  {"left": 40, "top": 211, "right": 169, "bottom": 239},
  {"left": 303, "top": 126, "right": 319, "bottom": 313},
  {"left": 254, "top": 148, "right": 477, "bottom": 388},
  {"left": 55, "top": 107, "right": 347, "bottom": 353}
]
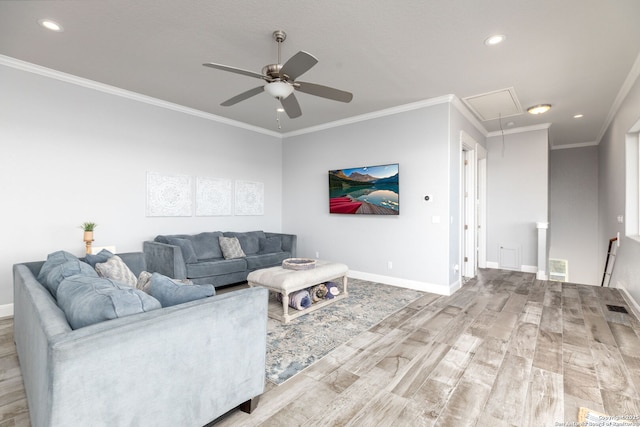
[{"left": 203, "top": 30, "right": 353, "bottom": 119}]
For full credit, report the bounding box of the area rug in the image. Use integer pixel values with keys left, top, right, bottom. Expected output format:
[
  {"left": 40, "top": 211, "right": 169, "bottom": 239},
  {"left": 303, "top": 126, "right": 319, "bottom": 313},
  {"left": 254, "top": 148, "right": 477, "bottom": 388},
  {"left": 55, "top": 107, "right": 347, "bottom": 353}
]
[{"left": 265, "top": 278, "right": 425, "bottom": 384}]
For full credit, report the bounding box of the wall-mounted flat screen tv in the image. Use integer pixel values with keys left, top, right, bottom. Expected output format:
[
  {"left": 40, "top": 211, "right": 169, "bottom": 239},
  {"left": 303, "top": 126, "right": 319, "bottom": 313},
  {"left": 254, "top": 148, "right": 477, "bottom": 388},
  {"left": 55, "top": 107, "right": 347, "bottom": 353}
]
[{"left": 328, "top": 163, "right": 399, "bottom": 215}]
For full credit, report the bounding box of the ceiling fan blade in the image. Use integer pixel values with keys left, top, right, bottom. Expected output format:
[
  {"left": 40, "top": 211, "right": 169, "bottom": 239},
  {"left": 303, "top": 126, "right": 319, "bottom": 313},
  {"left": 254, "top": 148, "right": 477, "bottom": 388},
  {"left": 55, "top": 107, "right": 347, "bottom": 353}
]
[
  {"left": 221, "top": 86, "right": 264, "bottom": 106},
  {"left": 203, "top": 62, "right": 266, "bottom": 80},
  {"left": 280, "top": 93, "right": 302, "bottom": 118},
  {"left": 280, "top": 51, "right": 318, "bottom": 80},
  {"left": 296, "top": 81, "right": 353, "bottom": 103}
]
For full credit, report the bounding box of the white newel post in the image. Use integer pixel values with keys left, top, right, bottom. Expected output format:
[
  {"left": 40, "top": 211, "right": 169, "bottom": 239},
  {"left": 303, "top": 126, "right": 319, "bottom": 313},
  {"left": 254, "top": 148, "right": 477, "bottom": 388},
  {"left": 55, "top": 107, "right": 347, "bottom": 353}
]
[{"left": 536, "top": 222, "right": 549, "bottom": 280}]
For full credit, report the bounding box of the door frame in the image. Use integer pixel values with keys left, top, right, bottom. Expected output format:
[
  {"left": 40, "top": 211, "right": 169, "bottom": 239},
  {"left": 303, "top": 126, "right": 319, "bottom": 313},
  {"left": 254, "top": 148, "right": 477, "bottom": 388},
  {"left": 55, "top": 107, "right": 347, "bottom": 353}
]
[{"left": 460, "top": 131, "right": 486, "bottom": 279}]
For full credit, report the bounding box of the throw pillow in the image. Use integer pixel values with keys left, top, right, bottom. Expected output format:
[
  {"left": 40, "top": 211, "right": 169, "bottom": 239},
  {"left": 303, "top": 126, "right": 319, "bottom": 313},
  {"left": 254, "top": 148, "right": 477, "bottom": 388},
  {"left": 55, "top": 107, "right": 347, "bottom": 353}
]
[
  {"left": 165, "top": 237, "right": 198, "bottom": 263},
  {"left": 218, "top": 236, "right": 246, "bottom": 260},
  {"left": 95, "top": 255, "right": 137, "bottom": 287},
  {"left": 137, "top": 270, "right": 153, "bottom": 294},
  {"left": 42, "top": 260, "right": 99, "bottom": 299},
  {"left": 84, "top": 249, "right": 114, "bottom": 268},
  {"left": 37, "top": 250, "right": 80, "bottom": 285},
  {"left": 149, "top": 273, "right": 215, "bottom": 307},
  {"left": 57, "top": 276, "right": 161, "bottom": 329},
  {"left": 258, "top": 236, "right": 282, "bottom": 254}
]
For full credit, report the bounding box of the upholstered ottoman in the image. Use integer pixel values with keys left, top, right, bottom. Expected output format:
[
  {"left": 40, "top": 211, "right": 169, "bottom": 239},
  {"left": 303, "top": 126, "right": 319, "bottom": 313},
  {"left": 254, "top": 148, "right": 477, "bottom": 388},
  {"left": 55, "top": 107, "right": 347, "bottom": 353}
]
[{"left": 247, "top": 260, "right": 348, "bottom": 323}]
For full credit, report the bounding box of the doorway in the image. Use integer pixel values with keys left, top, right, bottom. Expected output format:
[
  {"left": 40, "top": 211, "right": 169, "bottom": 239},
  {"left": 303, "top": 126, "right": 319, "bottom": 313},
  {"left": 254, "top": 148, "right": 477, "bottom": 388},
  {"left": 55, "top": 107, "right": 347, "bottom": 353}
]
[{"left": 460, "top": 131, "right": 487, "bottom": 280}]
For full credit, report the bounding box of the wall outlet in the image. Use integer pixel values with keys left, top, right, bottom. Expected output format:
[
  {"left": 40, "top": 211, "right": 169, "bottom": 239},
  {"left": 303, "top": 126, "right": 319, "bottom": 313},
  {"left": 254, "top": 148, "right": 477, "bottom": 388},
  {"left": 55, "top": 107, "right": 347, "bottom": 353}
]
[{"left": 388, "top": 261, "right": 393, "bottom": 269}]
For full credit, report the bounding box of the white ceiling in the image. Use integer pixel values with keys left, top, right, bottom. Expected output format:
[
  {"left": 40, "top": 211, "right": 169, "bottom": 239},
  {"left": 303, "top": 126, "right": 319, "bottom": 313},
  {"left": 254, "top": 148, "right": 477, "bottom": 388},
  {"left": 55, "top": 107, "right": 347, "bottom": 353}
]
[{"left": 1, "top": 0, "right": 639, "bottom": 146}]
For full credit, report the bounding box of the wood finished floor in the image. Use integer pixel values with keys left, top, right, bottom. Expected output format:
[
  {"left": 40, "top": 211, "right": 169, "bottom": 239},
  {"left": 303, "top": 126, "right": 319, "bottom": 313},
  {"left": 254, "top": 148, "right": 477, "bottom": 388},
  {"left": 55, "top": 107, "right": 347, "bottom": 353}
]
[{"left": 2, "top": 269, "right": 640, "bottom": 426}]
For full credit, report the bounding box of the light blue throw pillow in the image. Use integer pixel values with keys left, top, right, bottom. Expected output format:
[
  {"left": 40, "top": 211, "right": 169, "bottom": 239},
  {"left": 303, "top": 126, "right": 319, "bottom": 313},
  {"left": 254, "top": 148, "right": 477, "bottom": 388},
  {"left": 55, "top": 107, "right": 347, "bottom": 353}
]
[
  {"left": 149, "top": 273, "right": 215, "bottom": 307},
  {"left": 84, "top": 248, "right": 114, "bottom": 268},
  {"left": 57, "top": 276, "right": 161, "bottom": 329},
  {"left": 165, "top": 237, "right": 198, "bottom": 263},
  {"left": 42, "top": 260, "right": 98, "bottom": 298},
  {"left": 37, "top": 250, "right": 80, "bottom": 285}
]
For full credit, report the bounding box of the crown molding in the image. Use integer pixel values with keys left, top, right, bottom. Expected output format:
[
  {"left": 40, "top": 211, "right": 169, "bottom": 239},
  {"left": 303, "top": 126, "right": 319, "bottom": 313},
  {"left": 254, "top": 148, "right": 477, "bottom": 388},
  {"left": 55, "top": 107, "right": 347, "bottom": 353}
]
[
  {"left": 597, "top": 50, "right": 640, "bottom": 144},
  {"left": 282, "top": 96, "right": 454, "bottom": 138},
  {"left": 449, "top": 95, "right": 489, "bottom": 137},
  {"left": 0, "top": 54, "right": 282, "bottom": 138},
  {"left": 550, "top": 141, "right": 599, "bottom": 150}
]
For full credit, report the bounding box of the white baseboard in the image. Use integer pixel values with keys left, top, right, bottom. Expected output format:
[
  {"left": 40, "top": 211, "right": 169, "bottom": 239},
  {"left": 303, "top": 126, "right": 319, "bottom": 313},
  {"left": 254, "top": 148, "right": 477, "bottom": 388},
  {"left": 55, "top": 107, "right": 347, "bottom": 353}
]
[
  {"left": 618, "top": 287, "right": 640, "bottom": 321},
  {"left": 486, "top": 261, "right": 540, "bottom": 275},
  {"left": 0, "top": 303, "right": 14, "bottom": 319},
  {"left": 348, "top": 270, "right": 454, "bottom": 295}
]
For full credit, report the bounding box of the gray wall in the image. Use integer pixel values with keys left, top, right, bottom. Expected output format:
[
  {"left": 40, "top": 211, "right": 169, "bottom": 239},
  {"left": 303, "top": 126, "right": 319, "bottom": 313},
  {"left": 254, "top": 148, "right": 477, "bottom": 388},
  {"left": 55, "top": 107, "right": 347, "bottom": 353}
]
[
  {"left": 282, "top": 103, "right": 466, "bottom": 294},
  {"left": 600, "top": 69, "right": 640, "bottom": 305},
  {"left": 0, "top": 62, "right": 283, "bottom": 307},
  {"left": 486, "top": 128, "right": 549, "bottom": 269},
  {"left": 548, "top": 146, "right": 599, "bottom": 285}
]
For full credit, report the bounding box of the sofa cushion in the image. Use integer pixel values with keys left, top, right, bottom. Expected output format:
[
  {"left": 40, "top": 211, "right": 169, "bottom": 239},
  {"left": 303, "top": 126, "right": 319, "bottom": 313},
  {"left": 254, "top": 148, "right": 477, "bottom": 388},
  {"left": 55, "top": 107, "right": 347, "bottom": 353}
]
[
  {"left": 149, "top": 273, "right": 215, "bottom": 307},
  {"left": 95, "top": 255, "right": 137, "bottom": 287},
  {"left": 245, "top": 252, "right": 291, "bottom": 270},
  {"left": 188, "top": 232, "right": 223, "bottom": 259},
  {"left": 223, "top": 231, "right": 265, "bottom": 255},
  {"left": 84, "top": 248, "right": 114, "bottom": 268},
  {"left": 165, "top": 237, "right": 198, "bottom": 263},
  {"left": 57, "top": 276, "right": 161, "bottom": 329},
  {"left": 37, "top": 250, "right": 80, "bottom": 285},
  {"left": 40, "top": 259, "right": 99, "bottom": 298},
  {"left": 258, "top": 236, "right": 282, "bottom": 254},
  {"left": 219, "top": 236, "right": 246, "bottom": 259},
  {"left": 185, "top": 258, "right": 247, "bottom": 279}
]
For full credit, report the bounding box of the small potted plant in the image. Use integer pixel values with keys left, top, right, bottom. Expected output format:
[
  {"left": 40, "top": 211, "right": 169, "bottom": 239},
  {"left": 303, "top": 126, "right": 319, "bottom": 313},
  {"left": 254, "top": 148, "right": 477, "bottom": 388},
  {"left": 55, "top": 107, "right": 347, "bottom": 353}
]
[{"left": 80, "top": 222, "right": 97, "bottom": 253}]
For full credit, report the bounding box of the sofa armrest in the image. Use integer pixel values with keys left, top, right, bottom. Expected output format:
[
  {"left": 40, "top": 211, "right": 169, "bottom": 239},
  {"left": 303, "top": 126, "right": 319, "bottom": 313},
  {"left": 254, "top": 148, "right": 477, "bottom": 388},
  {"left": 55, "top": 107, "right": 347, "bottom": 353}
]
[
  {"left": 266, "top": 232, "right": 297, "bottom": 257},
  {"left": 143, "top": 240, "right": 187, "bottom": 279}
]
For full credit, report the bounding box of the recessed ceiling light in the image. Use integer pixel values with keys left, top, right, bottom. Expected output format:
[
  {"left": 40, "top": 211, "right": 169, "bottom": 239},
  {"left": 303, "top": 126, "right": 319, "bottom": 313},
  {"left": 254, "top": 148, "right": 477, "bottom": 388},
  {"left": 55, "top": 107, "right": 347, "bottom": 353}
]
[
  {"left": 574, "top": 114, "right": 584, "bottom": 118},
  {"left": 38, "top": 19, "right": 64, "bottom": 32},
  {"left": 484, "top": 34, "right": 506, "bottom": 46},
  {"left": 527, "top": 104, "right": 552, "bottom": 115},
  {"left": 276, "top": 107, "right": 285, "bottom": 113}
]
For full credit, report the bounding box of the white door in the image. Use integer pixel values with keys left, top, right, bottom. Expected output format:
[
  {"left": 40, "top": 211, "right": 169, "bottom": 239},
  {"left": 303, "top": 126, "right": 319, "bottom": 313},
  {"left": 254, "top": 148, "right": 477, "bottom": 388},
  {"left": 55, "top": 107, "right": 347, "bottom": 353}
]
[
  {"left": 477, "top": 145, "right": 487, "bottom": 269},
  {"left": 461, "top": 132, "right": 477, "bottom": 279}
]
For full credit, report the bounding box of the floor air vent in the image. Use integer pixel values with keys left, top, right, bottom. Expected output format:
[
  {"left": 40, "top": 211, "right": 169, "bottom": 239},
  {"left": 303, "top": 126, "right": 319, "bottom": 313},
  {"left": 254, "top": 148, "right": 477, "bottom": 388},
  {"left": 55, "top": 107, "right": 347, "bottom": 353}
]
[{"left": 606, "top": 304, "right": 629, "bottom": 314}]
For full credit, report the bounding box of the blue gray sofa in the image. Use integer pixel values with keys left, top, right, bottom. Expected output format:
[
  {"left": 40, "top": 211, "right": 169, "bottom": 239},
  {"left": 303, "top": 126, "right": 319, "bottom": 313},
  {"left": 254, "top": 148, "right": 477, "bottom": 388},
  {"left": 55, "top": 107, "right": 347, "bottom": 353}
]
[
  {"left": 143, "top": 230, "right": 296, "bottom": 287},
  {"left": 13, "top": 251, "right": 268, "bottom": 427}
]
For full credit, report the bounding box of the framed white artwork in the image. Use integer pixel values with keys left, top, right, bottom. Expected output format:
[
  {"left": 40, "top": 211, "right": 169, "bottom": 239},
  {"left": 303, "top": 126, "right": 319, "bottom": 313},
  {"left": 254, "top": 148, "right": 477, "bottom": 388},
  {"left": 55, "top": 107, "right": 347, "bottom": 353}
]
[
  {"left": 235, "top": 180, "right": 264, "bottom": 215},
  {"left": 146, "top": 172, "right": 192, "bottom": 217},
  {"left": 195, "top": 177, "right": 232, "bottom": 216}
]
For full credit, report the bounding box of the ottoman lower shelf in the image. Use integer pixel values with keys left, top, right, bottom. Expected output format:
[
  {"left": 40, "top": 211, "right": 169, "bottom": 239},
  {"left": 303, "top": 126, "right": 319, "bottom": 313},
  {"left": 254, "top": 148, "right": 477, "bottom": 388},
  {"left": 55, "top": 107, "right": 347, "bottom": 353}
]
[
  {"left": 266, "top": 289, "right": 348, "bottom": 323},
  {"left": 247, "top": 260, "right": 349, "bottom": 323}
]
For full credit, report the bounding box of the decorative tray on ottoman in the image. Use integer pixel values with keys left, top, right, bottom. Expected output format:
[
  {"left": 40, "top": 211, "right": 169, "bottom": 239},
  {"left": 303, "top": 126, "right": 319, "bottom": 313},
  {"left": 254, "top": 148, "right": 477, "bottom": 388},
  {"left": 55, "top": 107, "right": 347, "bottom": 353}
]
[{"left": 282, "top": 258, "right": 316, "bottom": 270}]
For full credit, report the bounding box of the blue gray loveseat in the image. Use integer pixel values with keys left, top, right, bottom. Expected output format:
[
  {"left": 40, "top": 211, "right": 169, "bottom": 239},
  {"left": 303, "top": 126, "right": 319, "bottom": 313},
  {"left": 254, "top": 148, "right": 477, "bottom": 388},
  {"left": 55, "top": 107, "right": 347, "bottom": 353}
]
[
  {"left": 143, "top": 230, "right": 296, "bottom": 287},
  {"left": 13, "top": 251, "right": 268, "bottom": 427}
]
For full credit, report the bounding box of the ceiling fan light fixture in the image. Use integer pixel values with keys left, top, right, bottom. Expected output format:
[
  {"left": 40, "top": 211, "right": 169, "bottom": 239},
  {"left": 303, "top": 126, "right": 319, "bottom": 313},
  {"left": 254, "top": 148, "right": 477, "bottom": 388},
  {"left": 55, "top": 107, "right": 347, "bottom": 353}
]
[
  {"left": 264, "top": 81, "right": 294, "bottom": 99},
  {"left": 527, "top": 104, "right": 552, "bottom": 115}
]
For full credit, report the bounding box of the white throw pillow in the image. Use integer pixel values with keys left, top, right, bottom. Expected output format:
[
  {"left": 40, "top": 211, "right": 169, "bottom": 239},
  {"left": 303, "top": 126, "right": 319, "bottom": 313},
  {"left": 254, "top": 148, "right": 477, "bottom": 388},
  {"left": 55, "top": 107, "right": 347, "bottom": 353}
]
[
  {"left": 95, "top": 255, "right": 137, "bottom": 287},
  {"left": 218, "top": 236, "right": 246, "bottom": 260}
]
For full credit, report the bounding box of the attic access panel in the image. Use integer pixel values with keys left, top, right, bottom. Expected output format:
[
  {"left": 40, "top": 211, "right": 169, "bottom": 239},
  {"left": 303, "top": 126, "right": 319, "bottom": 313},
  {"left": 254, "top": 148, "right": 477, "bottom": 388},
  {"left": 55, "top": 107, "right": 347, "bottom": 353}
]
[{"left": 462, "top": 87, "right": 523, "bottom": 122}]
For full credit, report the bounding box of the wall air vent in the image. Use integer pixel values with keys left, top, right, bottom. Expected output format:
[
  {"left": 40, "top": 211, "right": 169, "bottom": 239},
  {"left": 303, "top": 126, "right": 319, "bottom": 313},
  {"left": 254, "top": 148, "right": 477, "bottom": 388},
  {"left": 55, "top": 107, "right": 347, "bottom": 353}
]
[
  {"left": 462, "top": 87, "right": 523, "bottom": 122},
  {"left": 549, "top": 258, "right": 568, "bottom": 282}
]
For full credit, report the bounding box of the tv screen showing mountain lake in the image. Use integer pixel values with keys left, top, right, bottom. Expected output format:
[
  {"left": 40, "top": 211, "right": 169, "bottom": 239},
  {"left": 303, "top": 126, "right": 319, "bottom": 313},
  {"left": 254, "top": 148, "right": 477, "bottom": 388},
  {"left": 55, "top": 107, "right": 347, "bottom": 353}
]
[{"left": 328, "top": 164, "right": 399, "bottom": 215}]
